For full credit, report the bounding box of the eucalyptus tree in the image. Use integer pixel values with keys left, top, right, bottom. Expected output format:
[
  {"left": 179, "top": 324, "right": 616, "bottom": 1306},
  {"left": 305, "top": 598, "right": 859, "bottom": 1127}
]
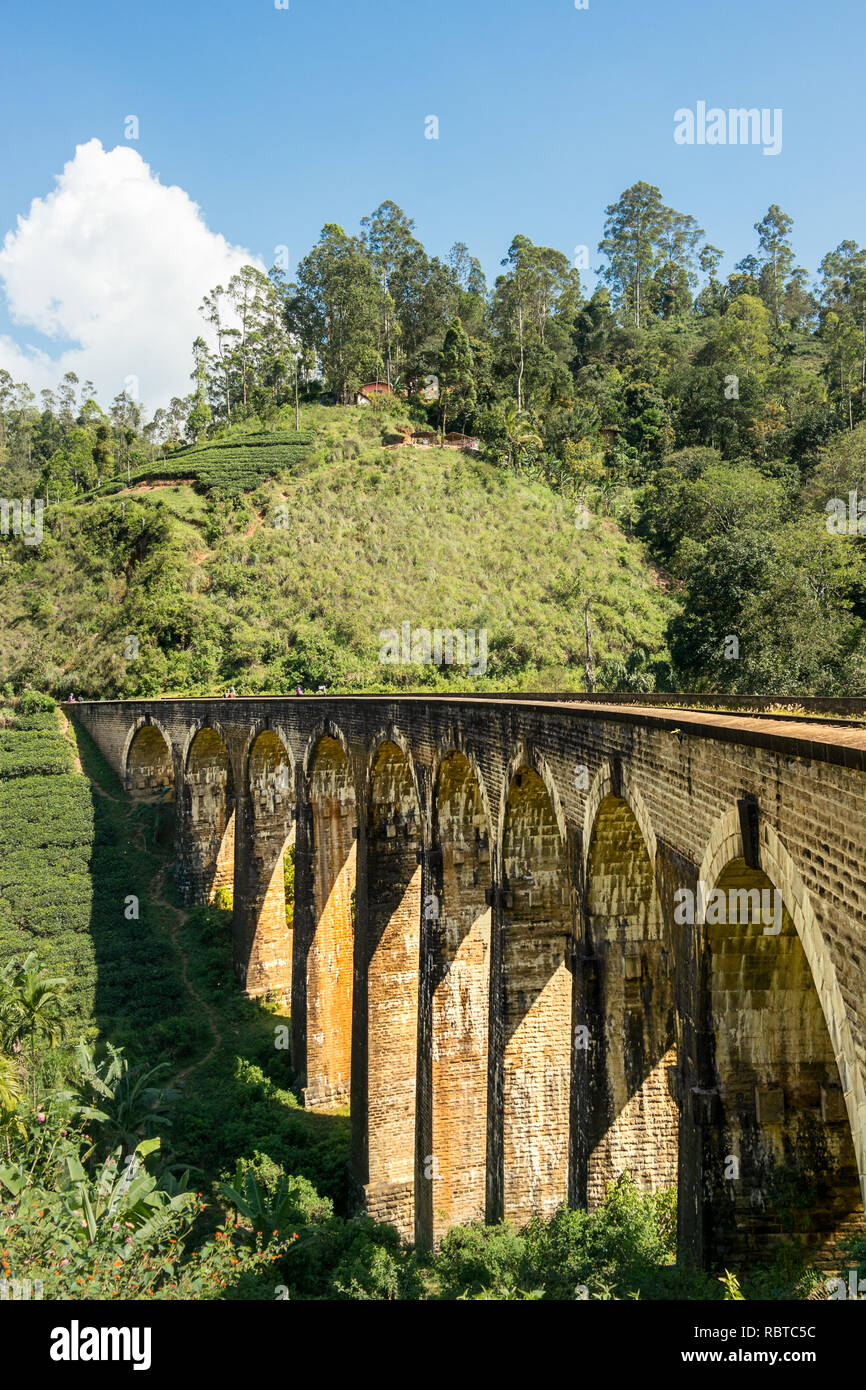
[{"left": 289, "top": 224, "right": 382, "bottom": 402}]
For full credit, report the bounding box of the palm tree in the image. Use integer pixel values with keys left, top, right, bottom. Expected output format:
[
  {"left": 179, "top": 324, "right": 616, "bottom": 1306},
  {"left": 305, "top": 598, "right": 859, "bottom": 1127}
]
[{"left": 503, "top": 407, "right": 542, "bottom": 472}]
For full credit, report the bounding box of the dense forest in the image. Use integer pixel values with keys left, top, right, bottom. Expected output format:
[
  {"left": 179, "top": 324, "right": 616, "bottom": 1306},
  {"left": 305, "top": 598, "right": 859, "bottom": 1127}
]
[{"left": 1, "top": 181, "right": 865, "bottom": 695}]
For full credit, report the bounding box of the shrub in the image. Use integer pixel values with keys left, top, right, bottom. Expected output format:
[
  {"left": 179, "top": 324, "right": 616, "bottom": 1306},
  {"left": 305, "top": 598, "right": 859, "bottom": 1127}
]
[{"left": 19, "top": 690, "right": 56, "bottom": 715}]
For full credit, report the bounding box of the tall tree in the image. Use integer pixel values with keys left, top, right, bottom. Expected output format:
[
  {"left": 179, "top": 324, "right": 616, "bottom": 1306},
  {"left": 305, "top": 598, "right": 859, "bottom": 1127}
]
[
  {"left": 290, "top": 225, "right": 382, "bottom": 403},
  {"left": 598, "top": 182, "right": 667, "bottom": 328},
  {"left": 754, "top": 204, "right": 795, "bottom": 326},
  {"left": 199, "top": 284, "right": 237, "bottom": 424},
  {"left": 492, "top": 235, "right": 580, "bottom": 410},
  {"left": 361, "top": 201, "right": 423, "bottom": 387},
  {"left": 819, "top": 241, "right": 866, "bottom": 425},
  {"left": 438, "top": 317, "right": 476, "bottom": 437},
  {"left": 651, "top": 209, "right": 708, "bottom": 318}
]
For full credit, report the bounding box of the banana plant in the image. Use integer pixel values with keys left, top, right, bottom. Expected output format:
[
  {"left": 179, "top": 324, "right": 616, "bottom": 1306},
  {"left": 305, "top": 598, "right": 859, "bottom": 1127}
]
[
  {"left": 73, "top": 1041, "right": 180, "bottom": 1156},
  {"left": 59, "top": 1137, "right": 196, "bottom": 1247},
  {"left": 219, "top": 1163, "right": 300, "bottom": 1242}
]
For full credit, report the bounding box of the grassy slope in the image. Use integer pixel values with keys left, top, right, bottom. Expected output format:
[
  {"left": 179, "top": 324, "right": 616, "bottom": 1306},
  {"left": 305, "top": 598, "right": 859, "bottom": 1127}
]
[
  {"left": 0, "top": 405, "right": 675, "bottom": 696},
  {"left": 0, "top": 706, "right": 350, "bottom": 1207}
]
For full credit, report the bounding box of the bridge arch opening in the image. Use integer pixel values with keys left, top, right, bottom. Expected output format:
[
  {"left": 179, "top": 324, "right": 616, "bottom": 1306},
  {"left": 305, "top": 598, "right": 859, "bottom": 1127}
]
[
  {"left": 705, "top": 856, "right": 862, "bottom": 1266},
  {"left": 125, "top": 723, "right": 174, "bottom": 800},
  {"left": 500, "top": 766, "right": 572, "bottom": 1226},
  {"left": 427, "top": 751, "right": 491, "bottom": 1241},
  {"left": 584, "top": 793, "right": 679, "bottom": 1209},
  {"left": 304, "top": 735, "right": 357, "bottom": 1110},
  {"left": 365, "top": 739, "right": 422, "bottom": 1236},
  {"left": 239, "top": 730, "right": 294, "bottom": 1004},
  {"left": 181, "top": 727, "right": 235, "bottom": 906}
]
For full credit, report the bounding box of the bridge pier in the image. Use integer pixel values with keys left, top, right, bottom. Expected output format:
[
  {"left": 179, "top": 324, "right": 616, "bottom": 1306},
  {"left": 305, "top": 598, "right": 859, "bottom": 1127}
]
[
  {"left": 362, "top": 741, "right": 423, "bottom": 1238},
  {"left": 176, "top": 727, "right": 235, "bottom": 904},
  {"left": 415, "top": 752, "right": 492, "bottom": 1248},
  {"left": 296, "top": 736, "right": 357, "bottom": 1110},
  {"left": 233, "top": 730, "right": 294, "bottom": 1002}
]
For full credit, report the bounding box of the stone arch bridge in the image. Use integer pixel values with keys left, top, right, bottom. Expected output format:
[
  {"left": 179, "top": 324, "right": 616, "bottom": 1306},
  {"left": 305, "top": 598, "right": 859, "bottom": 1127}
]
[{"left": 72, "top": 696, "right": 866, "bottom": 1268}]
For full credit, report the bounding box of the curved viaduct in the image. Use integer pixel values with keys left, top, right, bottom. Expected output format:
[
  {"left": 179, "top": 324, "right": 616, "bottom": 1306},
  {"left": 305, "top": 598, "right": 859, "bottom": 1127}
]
[{"left": 72, "top": 695, "right": 866, "bottom": 1268}]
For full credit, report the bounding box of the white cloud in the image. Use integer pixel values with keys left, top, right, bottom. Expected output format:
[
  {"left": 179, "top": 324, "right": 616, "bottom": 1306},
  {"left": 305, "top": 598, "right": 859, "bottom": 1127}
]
[{"left": 0, "top": 139, "right": 263, "bottom": 413}]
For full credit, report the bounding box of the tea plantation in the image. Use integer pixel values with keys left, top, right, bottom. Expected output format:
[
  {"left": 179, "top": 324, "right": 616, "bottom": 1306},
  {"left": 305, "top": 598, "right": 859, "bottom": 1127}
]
[{"left": 80, "top": 428, "right": 316, "bottom": 499}]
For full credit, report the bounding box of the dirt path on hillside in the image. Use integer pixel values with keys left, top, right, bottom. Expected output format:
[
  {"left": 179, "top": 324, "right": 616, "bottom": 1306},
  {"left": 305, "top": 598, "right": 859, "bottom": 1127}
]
[{"left": 150, "top": 868, "right": 223, "bottom": 1085}]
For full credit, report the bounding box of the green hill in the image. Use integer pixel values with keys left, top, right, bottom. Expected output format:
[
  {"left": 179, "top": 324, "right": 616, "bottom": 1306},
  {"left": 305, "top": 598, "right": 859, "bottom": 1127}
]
[{"left": 0, "top": 405, "right": 675, "bottom": 697}]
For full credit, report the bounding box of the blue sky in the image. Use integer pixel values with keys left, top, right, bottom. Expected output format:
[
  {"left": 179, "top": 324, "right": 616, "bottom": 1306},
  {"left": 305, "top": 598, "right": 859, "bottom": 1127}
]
[{"left": 0, "top": 0, "right": 863, "bottom": 409}]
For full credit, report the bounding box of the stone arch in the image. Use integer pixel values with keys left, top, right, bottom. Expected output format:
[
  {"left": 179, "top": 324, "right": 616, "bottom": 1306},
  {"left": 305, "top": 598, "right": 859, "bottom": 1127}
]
[
  {"left": 235, "top": 729, "right": 294, "bottom": 1003},
  {"left": 430, "top": 736, "right": 494, "bottom": 845},
  {"left": 364, "top": 737, "right": 423, "bottom": 1238},
  {"left": 302, "top": 733, "right": 358, "bottom": 1109},
  {"left": 178, "top": 726, "right": 235, "bottom": 905},
  {"left": 583, "top": 788, "right": 678, "bottom": 1207},
  {"left": 498, "top": 741, "right": 567, "bottom": 860},
  {"left": 302, "top": 720, "right": 353, "bottom": 781},
  {"left": 363, "top": 725, "right": 423, "bottom": 821},
  {"left": 425, "top": 750, "right": 492, "bottom": 1242},
  {"left": 179, "top": 717, "right": 232, "bottom": 778},
  {"left": 698, "top": 809, "right": 865, "bottom": 1263},
  {"left": 498, "top": 764, "right": 572, "bottom": 1226},
  {"left": 239, "top": 720, "right": 295, "bottom": 796},
  {"left": 123, "top": 720, "right": 175, "bottom": 799},
  {"left": 582, "top": 759, "right": 657, "bottom": 873}
]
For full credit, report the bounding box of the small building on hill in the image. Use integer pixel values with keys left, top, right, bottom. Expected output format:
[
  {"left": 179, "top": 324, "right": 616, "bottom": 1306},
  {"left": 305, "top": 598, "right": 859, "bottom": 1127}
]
[
  {"left": 445, "top": 432, "right": 481, "bottom": 451},
  {"left": 356, "top": 382, "right": 394, "bottom": 406}
]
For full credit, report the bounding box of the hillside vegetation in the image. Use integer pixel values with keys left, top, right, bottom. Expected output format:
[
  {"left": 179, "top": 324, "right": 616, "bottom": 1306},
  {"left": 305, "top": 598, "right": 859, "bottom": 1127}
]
[
  {"left": 2, "top": 186, "right": 865, "bottom": 694},
  {"left": 0, "top": 404, "right": 674, "bottom": 697}
]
